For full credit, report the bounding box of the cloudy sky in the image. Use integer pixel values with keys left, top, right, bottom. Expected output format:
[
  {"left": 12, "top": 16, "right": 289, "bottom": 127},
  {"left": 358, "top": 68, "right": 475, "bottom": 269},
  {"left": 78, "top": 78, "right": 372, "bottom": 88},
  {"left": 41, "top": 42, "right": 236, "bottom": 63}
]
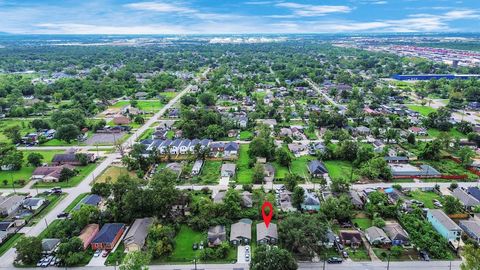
[{"left": 0, "top": 0, "right": 479, "bottom": 34}]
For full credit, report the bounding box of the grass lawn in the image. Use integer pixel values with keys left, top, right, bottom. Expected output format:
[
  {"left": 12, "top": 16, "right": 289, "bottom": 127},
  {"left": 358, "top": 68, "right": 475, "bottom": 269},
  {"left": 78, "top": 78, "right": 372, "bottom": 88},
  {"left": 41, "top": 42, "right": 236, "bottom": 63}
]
[
  {"left": 159, "top": 92, "right": 178, "bottom": 100},
  {"left": 290, "top": 155, "right": 316, "bottom": 178},
  {"left": 272, "top": 162, "right": 289, "bottom": 179},
  {"left": 407, "top": 190, "right": 443, "bottom": 209},
  {"left": 166, "top": 130, "right": 174, "bottom": 139},
  {"left": 95, "top": 166, "right": 136, "bottom": 184},
  {"left": 346, "top": 246, "right": 370, "bottom": 261},
  {"left": 64, "top": 193, "right": 89, "bottom": 213},
  {"left": 304, "top": 130, "right": 318, "bottom": 140},
  {"left": 426, "top": 128, "right": 467, "bottom": 139},
  {"left": 406, "top": 105, "right": 437, "bottom": 116},
  {"left": 0, "top": 150, "right": 64, "bottom": 187},
  {"left": 34, "top": 163, "right": 98, "bottom": 188},
  {"left": 352, "top": 218, "right": 372, "bottom": 231},
  {"left": 111, "top": 100, "right": 165, "bottom": 113},
  {"left": 0, "top": 233, "right": 23, "bottom": 256},
  {"left": 138, "top": 128, "right": 154, "bottom": 141},
  {"left": 0, "top": 119, "right": 34, "bottom": 143},
  {"left": 199, "top": 161, "right": 221, "bottom": 184},
  {"left": 239, "top": 131, "right": 253, "bottom": 141},
  {"left": 237, "top": 144, "right": 253, "bottom": 184},
  {"left": 324, "top": 160, "right": 360, "bottom": 182},
  {"left": 38, "top": 219, "right": 60, "bottom": 239},
  {"left": 41, "top": 139, "right": 85, "bottom": 147},
  {"left": 168, "top": 225, "right": 205, "bottom": 262}
]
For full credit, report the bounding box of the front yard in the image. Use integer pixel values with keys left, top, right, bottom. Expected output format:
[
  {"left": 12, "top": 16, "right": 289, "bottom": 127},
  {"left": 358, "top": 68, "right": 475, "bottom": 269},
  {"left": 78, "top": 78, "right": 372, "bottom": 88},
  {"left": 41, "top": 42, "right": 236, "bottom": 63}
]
[{"left": 237, "top": 144, "right": 253, "bottom": 184}]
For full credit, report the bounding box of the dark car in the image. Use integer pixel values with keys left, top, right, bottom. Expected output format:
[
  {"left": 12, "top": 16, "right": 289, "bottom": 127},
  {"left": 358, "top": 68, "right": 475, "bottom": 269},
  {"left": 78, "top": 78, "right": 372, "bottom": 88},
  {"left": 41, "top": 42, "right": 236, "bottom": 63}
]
[
  {"left": 327, "top": 257, "right": 343, "bottom": 264},
  {"left": 57, "top": 212, "right": 69, "bottom": 218},
  {"left": 420, "top": 251, "right": 430, "bottom": 261},
  {"left": 192, "top": 243, "right": 198, "bottom": 250}
]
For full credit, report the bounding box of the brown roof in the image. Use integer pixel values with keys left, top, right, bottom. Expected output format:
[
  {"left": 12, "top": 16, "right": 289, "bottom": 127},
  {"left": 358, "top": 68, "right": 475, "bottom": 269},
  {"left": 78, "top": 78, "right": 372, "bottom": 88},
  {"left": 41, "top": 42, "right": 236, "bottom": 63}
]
[
  {"left": 32, "top": 165, "right": 75, "bottom": 179},
  {"left": 79, "top": 224, "right": 99, "bottom": 244},
  {"left": 113, "top": 116, "right": 131, "bottom": 125}
]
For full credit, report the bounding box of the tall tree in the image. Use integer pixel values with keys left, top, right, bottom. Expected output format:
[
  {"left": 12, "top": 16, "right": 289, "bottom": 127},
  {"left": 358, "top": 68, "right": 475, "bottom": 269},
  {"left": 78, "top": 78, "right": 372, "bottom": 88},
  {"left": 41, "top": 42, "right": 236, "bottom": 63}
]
[{"left": 250, "top": 245, "right": 297, "bottom": 270}]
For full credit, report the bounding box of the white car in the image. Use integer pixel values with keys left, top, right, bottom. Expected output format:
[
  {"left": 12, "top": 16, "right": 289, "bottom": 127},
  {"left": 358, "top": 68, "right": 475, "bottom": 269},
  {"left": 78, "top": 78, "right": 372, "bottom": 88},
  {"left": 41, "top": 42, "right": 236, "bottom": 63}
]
[
  {"left": 94, "top": 250, "right": 102, "bottom": 257},
  {"left": 245, "top": 245, "right": 250, "bottom": 251}
]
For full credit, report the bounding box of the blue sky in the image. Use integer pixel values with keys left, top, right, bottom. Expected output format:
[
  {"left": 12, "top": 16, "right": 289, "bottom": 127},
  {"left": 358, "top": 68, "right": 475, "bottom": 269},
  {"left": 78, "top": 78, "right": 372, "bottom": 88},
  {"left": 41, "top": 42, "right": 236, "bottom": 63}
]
[{"left": 0, "top": 0, "right": 479, "bottom": 34}]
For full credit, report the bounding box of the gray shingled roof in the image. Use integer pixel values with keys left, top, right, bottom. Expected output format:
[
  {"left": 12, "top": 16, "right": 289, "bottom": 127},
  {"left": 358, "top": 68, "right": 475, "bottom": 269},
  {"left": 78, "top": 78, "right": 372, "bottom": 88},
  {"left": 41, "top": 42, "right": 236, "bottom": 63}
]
[
  {"left": 124, "top": 218, "right": 153, "bottom": 249},
  {"left": 230, "top": 220, "right": 252, "bottom": 241},
  {"left": 428, "top": 209, "right": 461, "bottom": 231},
  {"left": 256, "top": 223, "right": 278, "bottom": 241}
]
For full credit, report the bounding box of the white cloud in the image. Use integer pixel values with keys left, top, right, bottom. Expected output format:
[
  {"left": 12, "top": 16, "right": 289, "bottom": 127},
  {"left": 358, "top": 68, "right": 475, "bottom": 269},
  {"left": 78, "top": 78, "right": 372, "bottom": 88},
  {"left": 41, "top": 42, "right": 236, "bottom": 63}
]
[
  {"left": 124, "top": 1, "right": 195, "bottom": 13},
  {"left": 275, "top": 2, "right": 352, "bottom": 17}
]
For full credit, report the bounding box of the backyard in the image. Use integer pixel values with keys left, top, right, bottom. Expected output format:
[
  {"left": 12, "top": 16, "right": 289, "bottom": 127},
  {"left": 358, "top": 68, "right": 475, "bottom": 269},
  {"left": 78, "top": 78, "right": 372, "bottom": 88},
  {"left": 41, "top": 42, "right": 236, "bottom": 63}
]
[
  {"left": 324, "top": 160, "right": 360, "bottom": 182},
  {"left": 198, "top": 161, "right": 222, "bottom": 184},
  {"left": 237, "top": 144, "right": 253, "bottom": 184}
]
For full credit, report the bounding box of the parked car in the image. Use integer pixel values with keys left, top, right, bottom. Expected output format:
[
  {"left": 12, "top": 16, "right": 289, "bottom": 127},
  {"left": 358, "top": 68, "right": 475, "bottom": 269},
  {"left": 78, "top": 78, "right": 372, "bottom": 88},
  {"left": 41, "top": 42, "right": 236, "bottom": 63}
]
[
  {"left": 420, "top": 251, "right": 430, "bottom": 261},
  {"left": 94, "top": 250, "right": 102, "bottom": 257},
  {"left": 192, "top": 243, "right": 198, "bottom": 250},
  {"left": 342, "top": 251, "right": 349, "bottom": 258},
  {"left": 327, "top": 257, "right": 343, "bottom": 264},
  {"left": 57, "top": 212, "right": 69, "bottom": 218},
  {"left": 102, "top": 250, "right": 110, "bottom": 258},
  {"left": 245, "top": 245, "right": 250, "bottom": 252}
]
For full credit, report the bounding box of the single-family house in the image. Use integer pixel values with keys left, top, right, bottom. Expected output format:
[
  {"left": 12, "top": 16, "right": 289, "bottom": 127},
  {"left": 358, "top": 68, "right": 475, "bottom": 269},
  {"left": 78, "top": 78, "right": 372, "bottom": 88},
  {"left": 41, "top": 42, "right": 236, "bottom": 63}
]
[
  {"left": 349, "top": 190, "right": 364, "bottom": 209},
  {"left": 307, "top": 160, "right": 328, "bottom": 178},
  {"left": 323, "top": 230, "right": 337, "bottom": 248},
  {"left": 220, "top": 163, "right": 236, "bottom": 179},
  {"left": 459, "top": 220, "right": 480, "bottom": 244},
  {"left": 124, "top": 218, "right": 153, "bottom": 252},
  {"left": 452, "top": 188, "right": 480, "bottom": 210},
  {"left": 384, "top": 156, "right": 409, "bottom": 164},
  {"left": 79, "top": 224, "right": 100, "bottom": 250},
  {"left": 467, "top": 187, "right": 480, "bottom": 202},
  {"left": 42, "top": 238, "right": 61, "bottom": 255},
  {"left": 339, "top": 230, "right": 362, "bottom": 248},
  {"left": 230, "top": 219, "right": 252, "bottom": 246},
  {"left": 301, "top": 190, "right": 321, "bottom": 211},
  {"left": 257, "top": 119, "right": 277, "bottom": 128},
  {"left": 365, "top": 226, "right": 391, "bottom": 246},
  {"left": 256, "top": 223, "right": 278, "bottom": 245},
  {"left": 426, "top": 209, "right": 462, "bottom": 243},
  {"left": 208, "top": 225, "right": 226, "bottom": 247},
  {"left": 383, "top": 223, "right": 409, "bottom": 246},
  {"left": 0, "top": 221, "right": 15, "bottom": 233},
  {"left": 91, "top": 223, "right": 126, "bottom": 250},
  {"left": 224, "top": 142, "right": 239, "bottom": 157},
  {"left": 31, "top": 165, "right": 75, "bottom": 182},
  {"left": 73, "top": 194, "right": 102, "bottom": 211},
  {"left": 51, "top": 153, "right": 95, "bottom": 166},
  {"left": 0, "top": 195, "right": 24, "bottom": 216},
  {"left": 354, "top": 126, "right": 371, "bottom": 136},
  {"left": 264, "top": 163, "right": 275, "bottom": 183},
  {"left": 309, "top": 142, "right": 325, "bottom": 155},
  {"left": 409, "top": 127, "right": 427, "bottom": 136},
  {"left": 0, "top": 231, "right": 8, "bottom": 244},
  {"left": 134, "top": 92, "right": 148, "bottom": 100},
  {"left": 191, "top": 160, "right": 204, "bottom": 176},
  {"left": 22, "top": 198, "right": 45, "bottom": 211}
]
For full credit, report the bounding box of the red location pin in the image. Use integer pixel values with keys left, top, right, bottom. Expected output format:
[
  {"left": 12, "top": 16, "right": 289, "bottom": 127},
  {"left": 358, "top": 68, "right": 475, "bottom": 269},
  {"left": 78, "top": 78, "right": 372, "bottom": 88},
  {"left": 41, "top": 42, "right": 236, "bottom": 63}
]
[{"left": 261, "top": 201, "right": 274, "bottom": 228}]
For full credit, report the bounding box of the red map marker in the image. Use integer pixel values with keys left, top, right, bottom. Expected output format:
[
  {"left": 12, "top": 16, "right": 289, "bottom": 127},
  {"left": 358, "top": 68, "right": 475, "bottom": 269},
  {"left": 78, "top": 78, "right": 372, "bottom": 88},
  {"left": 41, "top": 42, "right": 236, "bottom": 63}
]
[{"left": 261, "top": 201, "right": 274, "bottom": 228}]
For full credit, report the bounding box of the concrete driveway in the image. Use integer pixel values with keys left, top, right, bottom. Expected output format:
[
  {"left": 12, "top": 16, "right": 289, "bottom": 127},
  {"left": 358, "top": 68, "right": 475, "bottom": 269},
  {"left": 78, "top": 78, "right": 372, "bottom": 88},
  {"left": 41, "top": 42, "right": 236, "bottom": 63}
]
[
  {"left": 237, "top": 245, "right": 250, "bottom": 264},
  {"left": 87, "top": 251, "right": 107, "bottom": 267}
]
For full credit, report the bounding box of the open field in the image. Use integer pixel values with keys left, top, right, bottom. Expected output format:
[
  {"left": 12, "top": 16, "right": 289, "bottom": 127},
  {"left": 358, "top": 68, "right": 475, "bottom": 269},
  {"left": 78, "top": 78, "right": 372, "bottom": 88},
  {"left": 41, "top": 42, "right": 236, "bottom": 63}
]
[
  {"left": 406, "top": 105, "right": 437, "bottom": 116},
  {"left": 111, "top": 100, "right": 165, "bottom": 112},
  {"left": 324, "top": 160, "right": 360, "bottom": 182},
  {"left": 237, "top": 144, "right": 253, "bottom": 184},
  {"left": 95, "top": 166, "right": 136, "bottom": 184}
]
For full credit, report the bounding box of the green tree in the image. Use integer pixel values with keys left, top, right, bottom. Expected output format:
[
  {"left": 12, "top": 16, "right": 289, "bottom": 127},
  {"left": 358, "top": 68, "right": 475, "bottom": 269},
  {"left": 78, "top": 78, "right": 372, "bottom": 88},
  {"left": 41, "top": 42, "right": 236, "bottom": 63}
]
[
  {"left": 419, "top": 139, "right": 442, "bottom": 161},
  {"left": 458, "top": 147, "right": 475, "bottom": 166},
  {"left": 252, "top": 163, "right": 265, "bottom": 184},
  {"left": 461, "top": 244, "right": 480, "bottom": 270},
  {"left": 320, "top": 195, "right": 354, "bottom": 221},
  {"left": 71, "top": 204, "right": 101, "bottom": 229},
  {"left": 250, "top": 245, "right": 297, "bottom": 270},
  {"left": 292, "top": 186, "right": 305, "bottom": 210},
  {"left": 276, "top": 148, "right": 292, "bottom": 167},
  {"left": 3, "top": 125, "right": 22, "bottom": 144},
  {"left": 120, "top": 251, "right": 151, "bottom": 270},
  {"left": 148, "top": 224, "right": 175, "bottom": 259},
  {"left": 198, "top": 92, "right": 216, "bottom": 106},
  {"left": 56, "top": 237, "right": 84, "bottom": 266},
  {"left": 444, "top": 195, "right": 463, "bottom": 215},
  {"left": 15, "top": 237, "right": 42, "bottom": 265},
  {"left": 56, "top": 124, "right": 81, "bottom": 143},
  {"left": 284, "top": 174, "right": 300, "bottom": 192},
  {"left": 0, "top": 144, "right": 23, "bottom": 170},
  {"left": 59, "top": 167, "right": 76, "bottom": 182},
  {"left": 27, "top": 152, "right": 44, "bottom": 167}
]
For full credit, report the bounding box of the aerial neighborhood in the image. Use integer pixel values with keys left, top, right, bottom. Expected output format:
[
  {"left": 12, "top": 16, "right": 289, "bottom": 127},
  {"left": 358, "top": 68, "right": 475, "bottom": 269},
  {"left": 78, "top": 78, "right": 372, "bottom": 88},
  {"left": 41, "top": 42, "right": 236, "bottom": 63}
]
[{"left": 0, "top": 31, "right": 480, "bottom": 270}]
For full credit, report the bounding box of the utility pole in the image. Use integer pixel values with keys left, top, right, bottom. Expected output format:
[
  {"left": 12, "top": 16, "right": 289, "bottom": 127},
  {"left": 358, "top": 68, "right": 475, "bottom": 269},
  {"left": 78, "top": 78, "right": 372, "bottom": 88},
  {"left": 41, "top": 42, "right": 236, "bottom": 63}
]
[
  {"left": 387, "top": 253, "right": 391, "bottom": 270},
  {"left": 44, "top": 218, "right": 48, "bottom": 228}
]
